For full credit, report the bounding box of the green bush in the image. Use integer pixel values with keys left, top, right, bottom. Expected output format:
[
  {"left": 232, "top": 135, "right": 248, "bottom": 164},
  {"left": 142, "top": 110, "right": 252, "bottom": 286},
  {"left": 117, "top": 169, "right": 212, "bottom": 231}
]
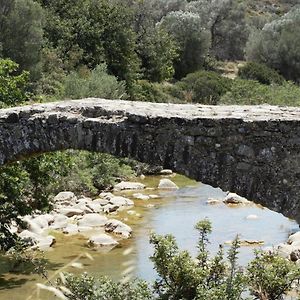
[
  {"left": 63, "top": 64, "right": 127, "bottom": 100},
  {"left": 0, "top": 59, "right": 30, "bottom": 107},
  {"left": 221, "top": 79, "right": 300, "bottom": 106},
  {"left": 238, "top": 62, "right": 284, "bottom": 85},
  {"left": 131, "top": 80, "right": 181, "bottom": 103},
  {"left": 177, "top": 71, "right": 232, "bottom": 104}
]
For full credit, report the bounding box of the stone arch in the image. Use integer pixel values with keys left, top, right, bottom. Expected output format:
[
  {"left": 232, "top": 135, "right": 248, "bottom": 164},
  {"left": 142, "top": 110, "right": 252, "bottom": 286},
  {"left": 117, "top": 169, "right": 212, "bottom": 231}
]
[{"left": 1, "top": 99, "right": 300, "bottom": 221}]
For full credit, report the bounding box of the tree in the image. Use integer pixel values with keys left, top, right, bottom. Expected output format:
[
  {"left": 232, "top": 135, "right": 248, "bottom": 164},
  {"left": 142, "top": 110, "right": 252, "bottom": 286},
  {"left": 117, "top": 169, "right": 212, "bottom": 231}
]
[
  {"left": 0, "top": 59, "right": 30, "bottom": 107},
  {"left": 0, "top": 0, "right": 44, "bottom": 80},
  {"left": 186, "top": 0, "right": 249, "bottom": 60},
  {"left": 38, "top": 0, "right": 139, "bottom": 92},
  {"left": 159, "top": 11, "right": 210, "bottom": 79},
  {"left": 246, "top": 7, "right": 300, "bottom": 82}
]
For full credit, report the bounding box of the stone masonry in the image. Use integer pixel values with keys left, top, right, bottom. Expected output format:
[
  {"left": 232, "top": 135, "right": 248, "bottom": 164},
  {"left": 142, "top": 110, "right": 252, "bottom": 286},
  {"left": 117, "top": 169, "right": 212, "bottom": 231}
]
[{"left": 0, "top": 99, "right": 300, "bottom": 221}]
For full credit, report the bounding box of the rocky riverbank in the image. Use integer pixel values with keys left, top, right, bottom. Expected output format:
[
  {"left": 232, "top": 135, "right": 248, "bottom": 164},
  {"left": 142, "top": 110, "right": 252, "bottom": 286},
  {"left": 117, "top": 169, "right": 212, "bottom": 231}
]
[{"left": 12, "top": 172, "right": 179, "bottom": 251}]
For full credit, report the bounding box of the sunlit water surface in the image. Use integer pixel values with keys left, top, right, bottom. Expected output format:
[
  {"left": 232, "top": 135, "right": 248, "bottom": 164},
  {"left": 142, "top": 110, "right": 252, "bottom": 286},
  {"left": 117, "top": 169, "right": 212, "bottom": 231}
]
[{"left": 0, "top": 175, "right": 297, "bottom": 299}]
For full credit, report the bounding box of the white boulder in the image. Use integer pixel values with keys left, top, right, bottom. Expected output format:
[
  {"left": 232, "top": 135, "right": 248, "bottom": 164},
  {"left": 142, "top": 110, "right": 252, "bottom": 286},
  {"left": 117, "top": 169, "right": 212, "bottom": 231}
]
[
  {"left": 223, "top": 193, "right": 251, "bottom": 205},
  {"left": 288, "top": 231, "right": 300, "bottom": 245},
  {"left": 59, "top": 207, "right": 84, "bottom": 217},
  {"left": 63, "top": 224, "right": 79, "bottom": 235},
  {"left": 158, "top": 179, "right": 179, "bottom": 189},
  {"left": 114, "top": 181, "right": 145, "bottom": 191},
  {"left": 88, "top": 234, "right": 119, "bottom": 247},
  {"left": 78, "top": 213, "right": 107, "bottom": 227},
  {"left": 132, "top": 193, "right": 150, "bottom": 201},
  {"left": 109, "top": 196, "right": 134, "bottom": 207},
  {"left": 105, "top": 219, "right": 132, "bottom": 238},
  {"left": 53, "top": 192, "right": 77, "bottom": 205},
  {"left": 160, "top": 169, "right": 173, "bottom": 175}
]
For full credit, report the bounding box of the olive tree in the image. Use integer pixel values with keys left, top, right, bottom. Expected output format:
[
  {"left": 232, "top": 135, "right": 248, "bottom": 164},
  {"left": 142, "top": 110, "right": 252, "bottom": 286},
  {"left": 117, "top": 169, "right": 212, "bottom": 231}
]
[
  {"left": 246, "top": 7, "right": 300, "bottom": 82},
  {"left": 159, "top": 11, "right": 210, "bottom": 79},
  {"left": 186, "top": 0, "right": 249, "bottom": 60}
]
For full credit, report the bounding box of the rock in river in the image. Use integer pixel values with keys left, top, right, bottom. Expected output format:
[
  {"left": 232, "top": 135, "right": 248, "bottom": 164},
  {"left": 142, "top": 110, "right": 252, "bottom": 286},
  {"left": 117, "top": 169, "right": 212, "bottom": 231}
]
[
  {"left": 53, "top": 191, "right": 77, "bottom": 205},
  {"left": 114, "top": 181, "right": 145, "bottom": 191},
  {"left": 78, "top": 213, "right": 108, "bottom": 227},
  {"left": 105, "top": 219, "right": 132, "bottom": 238},
  {"left": 88, "top": 234, "right": 119, "bottom": 247},
  {"left": 109, "top": 196, "right": 134, "bottom": 207},
  {"left": 223, "top": 192, "right": 251, "bottom": 205},
  {"left": 158, "top": 179, "right": 179, "bottom": 189}
]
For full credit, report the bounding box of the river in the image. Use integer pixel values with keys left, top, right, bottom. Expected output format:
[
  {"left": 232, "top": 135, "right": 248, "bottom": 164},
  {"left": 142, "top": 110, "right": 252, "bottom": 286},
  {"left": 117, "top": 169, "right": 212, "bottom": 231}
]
[{"left": 0, "top": 174, "right": 297, "bottom": 299}]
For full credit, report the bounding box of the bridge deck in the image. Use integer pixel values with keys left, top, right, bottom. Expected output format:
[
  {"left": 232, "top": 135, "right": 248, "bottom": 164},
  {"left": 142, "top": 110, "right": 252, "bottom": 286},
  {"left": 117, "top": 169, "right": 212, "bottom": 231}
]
[{"left": 0, "top": 98, "right": 300, "bottom": 122}]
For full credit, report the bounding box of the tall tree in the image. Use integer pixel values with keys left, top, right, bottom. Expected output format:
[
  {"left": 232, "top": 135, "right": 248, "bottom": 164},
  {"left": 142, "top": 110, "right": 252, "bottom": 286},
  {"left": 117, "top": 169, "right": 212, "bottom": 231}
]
[
  {"left": 0, "top": 0, "right": 44, "bottom": 80},
  {"left": 246, "top": 7, "right": 300, "bottom": 82},
  {"left": 159, "top": 11, "right": 210, "bottom": 79}
]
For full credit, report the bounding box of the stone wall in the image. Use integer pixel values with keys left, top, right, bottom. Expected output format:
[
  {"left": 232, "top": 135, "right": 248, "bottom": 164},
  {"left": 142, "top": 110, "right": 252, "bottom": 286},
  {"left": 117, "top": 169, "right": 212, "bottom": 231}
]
[{"left": 1, "top": 99, "right": 300, "bottom": 221}]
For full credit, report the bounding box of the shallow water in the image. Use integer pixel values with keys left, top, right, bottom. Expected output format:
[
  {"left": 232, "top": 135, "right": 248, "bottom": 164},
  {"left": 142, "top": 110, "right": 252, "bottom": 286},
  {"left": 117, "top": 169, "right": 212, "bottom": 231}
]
[{"left": 0, "top": 175, "right": 298, "bottom": 299}]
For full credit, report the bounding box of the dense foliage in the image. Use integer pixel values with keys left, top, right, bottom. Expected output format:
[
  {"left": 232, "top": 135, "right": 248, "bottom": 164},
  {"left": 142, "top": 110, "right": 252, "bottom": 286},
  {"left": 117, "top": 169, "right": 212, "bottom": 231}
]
[
  {"left": 0, "top": 59, "right": 30, "bottom": 107},
  {"left": 246, "top": 7, "right": 300, "bottom": 83},
  {"left": 0, "top": 0, "right": 300, "bottom": 102}
]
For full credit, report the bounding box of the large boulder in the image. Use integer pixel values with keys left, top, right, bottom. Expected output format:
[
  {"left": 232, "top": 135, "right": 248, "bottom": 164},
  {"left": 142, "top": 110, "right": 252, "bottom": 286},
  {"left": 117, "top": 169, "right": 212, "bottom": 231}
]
[
  {"left": 63, "top": 224, "right": 79, "bottom": 235},
  {"left": 86, "top": 202, "right": 103, "bottom": 213},
  {"left": 53, "top": 192, "right": 77, "bottom": 205},
  {"left": 59, "top": 207, "right": 84, "bottom": 217},
  {"left": 93, "top": 198, "right": 109, "bottom": 206},
  {"left": 49, "top": 214, "right": 69, "bottom": 230},
  {"left": 19, "top": 230, "right": 55, "bottom": 250},
  {"left": 158, "top": 179, "right": 179, "bottom": 189},
  {"left": 277, "top": 243, "right": 296, "bottom": 259},
  {"left": 78, "top": 213, "right": 107, "bottom": 227},
  {"left": 88, "top": 234, "right": 118, "bottom": 247},
  {"left": 72, "top": 202, "right": 93, "bottom": 214},
  {"left": 35, "top": 235, "right": 56, "bottom": 250},
  {"left": 114, "top": 181, "right": 145, "bottom": 191},
  {"left": 105, "top": 219, "right": 132, "bottom": 238},
  {"left": 103, "top": 204, "right": 119, "bottom": 213},
  {"left": 223, "top": 193, "right": 251, "bottom": 205},
  {"left": 288, "top": 231, "right": 300, "bottom": 245}
]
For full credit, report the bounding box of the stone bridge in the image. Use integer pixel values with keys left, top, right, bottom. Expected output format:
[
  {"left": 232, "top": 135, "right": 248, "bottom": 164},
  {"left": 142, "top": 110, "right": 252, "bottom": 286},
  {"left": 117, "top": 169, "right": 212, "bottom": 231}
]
[{"left": 1, "top": 99, "right": 300, "bottom": 221}]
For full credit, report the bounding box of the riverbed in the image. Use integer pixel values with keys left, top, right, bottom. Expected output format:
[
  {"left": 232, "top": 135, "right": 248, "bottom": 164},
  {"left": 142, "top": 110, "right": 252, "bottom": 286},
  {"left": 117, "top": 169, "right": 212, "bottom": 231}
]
[{"left": 0, "top": 174, "right": 297, "bottom": 299}]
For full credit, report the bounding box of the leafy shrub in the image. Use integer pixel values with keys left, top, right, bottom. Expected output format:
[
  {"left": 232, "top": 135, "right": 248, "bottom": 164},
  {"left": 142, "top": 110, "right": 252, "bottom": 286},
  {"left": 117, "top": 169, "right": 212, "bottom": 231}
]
[
  {"left": 176, "top": 71, "right": 232, "bottom": 104},
  {"left": 238, "top": 62, "right": 284, "bottom": 85},
  {"left": 247, "top": 251, "right": 300, "bottom": 300},
  {"left": 63, "top": 64, "right": 127, "bottom": 100},
  {"left": 221, "top": 79, "right": 300, "bottom": 106},
  {"left": 0, "top": 59, "right": 30, "bottom": 107},
  {"left": 131, "top": 80, "right": 181, "bottom": 103},
  {"left": 61, "top": 273, "right": 153, "bottom": 300}
]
